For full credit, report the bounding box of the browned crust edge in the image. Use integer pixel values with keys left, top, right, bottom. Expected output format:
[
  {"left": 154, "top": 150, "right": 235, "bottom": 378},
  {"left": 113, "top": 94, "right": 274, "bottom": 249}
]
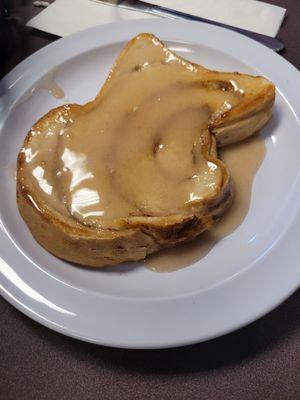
[{"left": 16, "top": 33, "right": 274, "bottom": 267}]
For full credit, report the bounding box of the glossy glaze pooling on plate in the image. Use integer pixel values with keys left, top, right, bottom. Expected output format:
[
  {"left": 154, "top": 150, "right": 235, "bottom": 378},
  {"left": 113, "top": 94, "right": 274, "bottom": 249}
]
[
  {"left": 16, "top": 69, "right": 65, "bottom": 107},
  {"left": 145, "top": 134, "right": 266, "bottom": 272},
  {"left": 20, "top": 35, "right": 245, "bottom": 229}
]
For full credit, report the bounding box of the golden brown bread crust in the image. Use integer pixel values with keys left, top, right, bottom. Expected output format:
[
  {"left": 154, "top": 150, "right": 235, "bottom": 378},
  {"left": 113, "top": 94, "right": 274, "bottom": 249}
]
[
  {"left": 16, "top": 33, "right": 275, "bottom": 267},
  {"left": 213, "top": 87, "right": 274, "bottom": 146},
  {"left": 17, "top": 184, "right": 231, "bottom": 266},
  {"left": 17, "top": 108, "right": 231, "bottom": 266}
]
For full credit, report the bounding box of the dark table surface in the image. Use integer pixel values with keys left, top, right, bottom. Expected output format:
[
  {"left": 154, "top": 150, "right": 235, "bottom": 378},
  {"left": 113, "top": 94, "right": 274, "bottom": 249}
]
[{"left": 1, "top": 1, "right": 300, "bottom": 399}]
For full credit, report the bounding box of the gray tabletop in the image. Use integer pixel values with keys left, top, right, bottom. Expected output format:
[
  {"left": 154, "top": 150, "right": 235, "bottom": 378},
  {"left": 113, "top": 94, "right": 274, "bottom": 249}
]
[{"left": 1, "top": 1, "right": 299, "bottom": 399}]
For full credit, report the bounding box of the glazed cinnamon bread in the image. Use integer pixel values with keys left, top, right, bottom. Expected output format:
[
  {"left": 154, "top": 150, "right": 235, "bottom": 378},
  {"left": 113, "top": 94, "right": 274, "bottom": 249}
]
[{"left": 17, "top": 34, "right": 275, "bottom": 267}]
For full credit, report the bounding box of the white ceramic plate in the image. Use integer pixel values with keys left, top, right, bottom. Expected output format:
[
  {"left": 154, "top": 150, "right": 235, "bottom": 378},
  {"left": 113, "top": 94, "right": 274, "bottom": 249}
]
[{"left": 1, "top": 19, "right": 299, "bottom": 349}]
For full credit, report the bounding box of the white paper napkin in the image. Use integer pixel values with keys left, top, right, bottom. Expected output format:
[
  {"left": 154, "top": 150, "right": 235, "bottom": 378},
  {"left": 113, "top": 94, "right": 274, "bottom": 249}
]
[
  {"left": 146, "top": 0, "right": 286, "bottom": 37},
  {"left": 27, "top": 0, "right": 155, "bottom": 37},
  {"left": 27, "top": 0, "right": 286, "bottom": 38}
]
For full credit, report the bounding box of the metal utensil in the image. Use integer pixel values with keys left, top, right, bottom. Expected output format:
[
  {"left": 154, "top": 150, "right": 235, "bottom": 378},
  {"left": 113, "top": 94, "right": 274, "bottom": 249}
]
[{"left": 92, "top": 0, "right": 284, "bottom": 52}]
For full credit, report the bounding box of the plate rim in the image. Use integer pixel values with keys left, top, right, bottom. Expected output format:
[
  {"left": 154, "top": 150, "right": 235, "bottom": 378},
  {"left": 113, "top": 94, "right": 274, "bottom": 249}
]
[{"left": 1, "top": 18, "right": 300, "bottom": 349}]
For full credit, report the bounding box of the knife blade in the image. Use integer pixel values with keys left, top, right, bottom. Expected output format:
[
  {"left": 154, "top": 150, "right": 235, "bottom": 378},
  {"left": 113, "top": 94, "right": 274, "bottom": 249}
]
[{"left": 91, "top": 0, "right": 284, "bottom": 52}]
